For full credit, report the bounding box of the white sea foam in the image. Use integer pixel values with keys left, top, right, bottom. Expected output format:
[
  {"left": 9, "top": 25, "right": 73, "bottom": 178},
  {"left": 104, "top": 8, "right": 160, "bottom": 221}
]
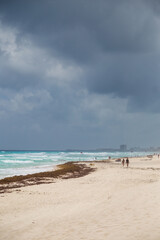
[{"left": 2, "top": 160, "right": 34, "bottom": 164}]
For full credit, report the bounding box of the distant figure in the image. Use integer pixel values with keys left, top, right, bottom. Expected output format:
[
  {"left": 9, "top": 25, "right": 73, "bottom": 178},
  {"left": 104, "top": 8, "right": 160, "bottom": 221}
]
[
  {"left": 122, "top": 159, "right": 125, "bottom": 167},
  {"left": 126, "top": 158, "right": 129, "bottom": 168}
]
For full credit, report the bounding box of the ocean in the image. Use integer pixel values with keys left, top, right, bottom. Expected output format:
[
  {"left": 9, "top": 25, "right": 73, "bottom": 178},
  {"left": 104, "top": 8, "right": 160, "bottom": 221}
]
[{"left": 0, "top": 150, "right": 152, "bottom": 179}]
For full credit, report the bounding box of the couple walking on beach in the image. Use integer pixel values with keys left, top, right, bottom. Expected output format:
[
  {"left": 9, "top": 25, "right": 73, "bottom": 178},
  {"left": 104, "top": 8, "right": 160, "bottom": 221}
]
[{"left": 122, "top": 158, "right": 129, "bottom": 167}]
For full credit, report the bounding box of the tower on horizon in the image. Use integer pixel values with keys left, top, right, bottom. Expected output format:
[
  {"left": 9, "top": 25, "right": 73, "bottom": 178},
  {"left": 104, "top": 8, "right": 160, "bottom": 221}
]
[{"left": 120, "top": 144, "right": 127, "bottom": 152}]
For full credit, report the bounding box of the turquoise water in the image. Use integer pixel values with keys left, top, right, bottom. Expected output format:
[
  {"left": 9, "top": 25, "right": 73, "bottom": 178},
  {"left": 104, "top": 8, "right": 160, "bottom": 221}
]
[{"left": 0, "top": 150, "right": 151, "bottom": 179}]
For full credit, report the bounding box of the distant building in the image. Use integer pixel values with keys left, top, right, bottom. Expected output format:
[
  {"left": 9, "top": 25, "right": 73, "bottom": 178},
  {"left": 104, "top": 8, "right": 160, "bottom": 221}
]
[{"left": 120, "top": 144, "right": 127, "bottom": 152}]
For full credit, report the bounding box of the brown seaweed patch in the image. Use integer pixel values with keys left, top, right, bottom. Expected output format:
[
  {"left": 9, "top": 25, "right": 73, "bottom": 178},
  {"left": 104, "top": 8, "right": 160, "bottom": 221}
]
[{"left": 0, "top": 162, "right": 95, "bottom": 194}]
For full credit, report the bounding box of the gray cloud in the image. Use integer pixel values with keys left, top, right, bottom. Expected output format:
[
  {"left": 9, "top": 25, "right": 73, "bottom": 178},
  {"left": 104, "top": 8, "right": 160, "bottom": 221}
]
[
  {"left": 0, "top": 0, "right": 160, "bottom": 149},
  {"left": 1, "top": 0, "right": 159, "bottom": 57},
  {"left": 86, "top": 53, "right": 160, "bottom": 112}
]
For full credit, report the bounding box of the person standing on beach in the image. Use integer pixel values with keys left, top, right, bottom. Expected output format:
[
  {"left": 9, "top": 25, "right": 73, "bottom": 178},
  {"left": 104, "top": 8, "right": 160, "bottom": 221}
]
[
  {"left": 126, "top": 158, "right": 129, "bottom": 167},
  {"left": 122, "top": 159, "right": 125, "bottom": 167}
]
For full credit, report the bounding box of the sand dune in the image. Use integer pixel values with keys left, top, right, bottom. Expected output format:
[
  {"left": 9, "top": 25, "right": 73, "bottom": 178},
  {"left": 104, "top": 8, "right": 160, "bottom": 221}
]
[{"left": 1, "top": 155, "right": 160, "bottom": 240}]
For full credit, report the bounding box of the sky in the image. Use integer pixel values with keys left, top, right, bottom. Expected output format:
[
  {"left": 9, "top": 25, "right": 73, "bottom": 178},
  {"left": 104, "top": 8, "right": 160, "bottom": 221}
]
[{"left": 0, "top": 0, "right": 160, "bottom": 150}]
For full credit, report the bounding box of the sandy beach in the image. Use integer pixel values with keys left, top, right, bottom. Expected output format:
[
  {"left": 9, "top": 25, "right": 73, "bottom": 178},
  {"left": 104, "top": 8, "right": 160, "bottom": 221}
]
[{"left": 1, "top": 155, "right": 160, "bottom": 240}]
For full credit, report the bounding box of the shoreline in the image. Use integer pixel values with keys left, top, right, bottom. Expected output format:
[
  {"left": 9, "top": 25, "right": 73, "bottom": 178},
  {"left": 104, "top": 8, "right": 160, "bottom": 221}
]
[
  {"left": 0, "top": 154, "right": 154, "bottom": 194},
  {"left": 0, "top": 161, "right": 97, "bottom": 194},
  {"left": 0, "top": 151, "right": 154, "bottom": 180}
]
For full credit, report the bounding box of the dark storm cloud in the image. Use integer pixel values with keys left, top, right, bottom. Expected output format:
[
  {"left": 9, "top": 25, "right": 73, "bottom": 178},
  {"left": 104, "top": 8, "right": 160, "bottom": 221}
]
[
  {"left": 86, "top": 53, "right": 160, "bottom": 112},
  {"left": 0, "top": 0, "right": 160, "bottom": 113},
  {"left": 0, "top": 0, "right": 160, "bottom": 149},
  {"left": 0, "top": 0, "right": 159, "bottom": 58}
]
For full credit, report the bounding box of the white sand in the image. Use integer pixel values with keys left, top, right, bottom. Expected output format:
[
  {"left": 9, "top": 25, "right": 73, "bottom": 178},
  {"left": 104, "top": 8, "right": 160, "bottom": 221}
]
[{"left": 1, "top": 155, "right": 160, "bottom": 240}]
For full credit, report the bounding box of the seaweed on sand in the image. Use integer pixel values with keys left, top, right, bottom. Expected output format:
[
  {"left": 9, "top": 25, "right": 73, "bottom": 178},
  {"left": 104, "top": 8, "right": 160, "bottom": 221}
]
[{"left": 0, "top": 162, "right": 95, "bottom": 194}]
